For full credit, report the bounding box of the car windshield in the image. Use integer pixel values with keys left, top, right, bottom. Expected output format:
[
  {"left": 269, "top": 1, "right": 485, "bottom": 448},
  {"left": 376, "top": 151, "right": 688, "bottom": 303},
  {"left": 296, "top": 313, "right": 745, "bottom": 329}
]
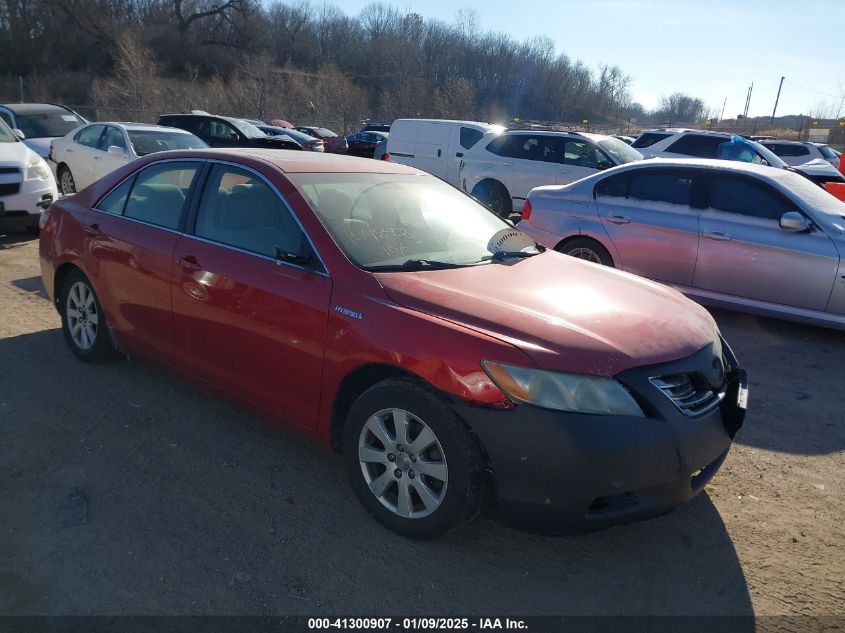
[
  {"left": 747, "top": 140, "right": 787, "bottom": 168},
  {"left": 231, "top": 119, "right": 267, "bottom": 139},
  {"left": 0, "top": 118, "right": 16, "bottom": 143},
  {"left": 291, "top": 173, "right": 525, "bottom": 270},
  {"left": 128, "top": 130, "right": 208, "bottom": 156},
  {"left": 597, "top": 137, "right": 643, "bottom": 164},
  {"left": 15, "top": 111, "right": 85, "bottom": 138}
]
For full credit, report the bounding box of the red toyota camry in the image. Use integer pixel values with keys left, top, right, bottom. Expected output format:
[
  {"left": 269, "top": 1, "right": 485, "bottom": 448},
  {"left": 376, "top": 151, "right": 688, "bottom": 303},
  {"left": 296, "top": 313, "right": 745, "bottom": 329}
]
[{"left": 39, "top": 149, "right": 747, "bottom": 539}]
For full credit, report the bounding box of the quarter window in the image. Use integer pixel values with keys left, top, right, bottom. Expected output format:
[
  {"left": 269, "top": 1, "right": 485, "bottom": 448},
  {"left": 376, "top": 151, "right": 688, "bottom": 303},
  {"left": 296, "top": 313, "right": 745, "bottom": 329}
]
[
  {"left": 706, "top": 174, "right": 792, "bottom": 220},
  {"left": 497, "top": 135, "right": 560, "bottom": 163},
  {"left": 194, "top": 164, "right": 306, "bottom": 258},
  {"left": 75, "top": 125, "right": 105, "bottom": 149},
  {"left": 629, "top": 170, "right": 693, "bottom": 205},
  {"left": 123, "top": 162, "right": 199, "bottom": 230},
  {"left": 595, "top": 173, "right": 630, "bottom": 198},
  {"left": 95, "top": 177, "right": 133, "bottom": 215}
]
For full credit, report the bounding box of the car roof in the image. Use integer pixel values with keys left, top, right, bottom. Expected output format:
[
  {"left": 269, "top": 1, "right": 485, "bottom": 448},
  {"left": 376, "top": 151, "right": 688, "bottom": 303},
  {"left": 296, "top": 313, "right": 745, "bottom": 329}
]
[
  {"left": 0, "top": 103, "right": 75, "bottom": 114},
  {"left": 93, "top": 122, "right": 193, "bottom": 133},
  {"left": 602, "top": 157, "right": 793, "bottom": 180},
  {"left": 151, "top": 148, "right": 422, "bottom": 174},
  {"left": 761, "top": 139, "right": 808, "bottom": 145}
]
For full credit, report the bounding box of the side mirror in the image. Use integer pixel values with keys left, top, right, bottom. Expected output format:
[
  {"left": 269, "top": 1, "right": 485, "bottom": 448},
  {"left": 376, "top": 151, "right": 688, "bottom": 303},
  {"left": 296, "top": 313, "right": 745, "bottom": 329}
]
[
  {"left": 107, "top": 145, "right": 127, "bottom": 157},
  {"left": 12, "top": 128, "right": 25, "bottom": 140},
  {"left": 779, "top": 211, "right": 810, "bottom": 232}
]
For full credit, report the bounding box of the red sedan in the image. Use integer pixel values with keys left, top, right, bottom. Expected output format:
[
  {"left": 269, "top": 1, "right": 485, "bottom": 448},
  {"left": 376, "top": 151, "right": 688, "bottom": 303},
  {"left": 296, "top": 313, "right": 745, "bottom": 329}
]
[{"left": 39, "top": 149, "right": 747, "bottom": 539}]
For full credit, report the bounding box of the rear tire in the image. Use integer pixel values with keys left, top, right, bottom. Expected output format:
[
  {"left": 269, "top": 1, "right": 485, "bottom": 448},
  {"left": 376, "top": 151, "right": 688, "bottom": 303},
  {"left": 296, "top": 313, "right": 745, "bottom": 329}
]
[
  {"left": 58, "top": 165, "right": 76, "bottom": 195},
  {"left": 556, "top": 237, "right": 614, "bottom": 267},
  {"left": 473, "top": 180, "right": 512, "bottom": 219},
  {"left": 342, "top": 378, "right": 485, "bottom": 539},
  {"left": 59, "top": 269, "right": 116, "bottom": 362}
]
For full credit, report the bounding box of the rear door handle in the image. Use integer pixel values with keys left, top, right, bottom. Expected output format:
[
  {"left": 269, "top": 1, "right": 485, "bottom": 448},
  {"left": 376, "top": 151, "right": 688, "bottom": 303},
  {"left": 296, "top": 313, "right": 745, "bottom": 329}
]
[
  {"left": 704, "top": 231, "right": 732, "bottom": 241},
  {"left": 84, "top": 223, "right": 99, "bottom": 236},
  {"left": 606, "top": 215, "right": 630, "bottom": 224},
  {"left": 176, "top": 255, "right": 203, "bottom": 271}
]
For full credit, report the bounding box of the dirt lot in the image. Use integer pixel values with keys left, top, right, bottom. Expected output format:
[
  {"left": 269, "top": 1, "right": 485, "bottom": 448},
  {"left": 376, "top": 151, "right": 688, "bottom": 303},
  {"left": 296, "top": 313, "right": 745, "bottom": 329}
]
[{"left": 0, "top": 229, "right": 843, "bottom": 618}]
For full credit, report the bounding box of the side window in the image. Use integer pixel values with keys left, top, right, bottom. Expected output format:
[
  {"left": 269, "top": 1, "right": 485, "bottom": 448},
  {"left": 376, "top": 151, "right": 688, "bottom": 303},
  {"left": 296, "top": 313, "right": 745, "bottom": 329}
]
[
  {"left": 459, "top": 127, "right": 484, "bottom": 150},
  {"left": 665, "top": 135, "right": 726, "bottom": 158},
  {"left": 95, "top": 177, "right": 134, "bottom": 215},
  {"left": 595, "top": 173, "right": 630, "bottom": 198},
  {"left": 631, "top": 132, "right": 672, "bottom": 149},
  {"left": 100, "top": 126, "right": 127, "bottom": 151},
  {"left": 502, "top": 135, "right": 560, "bottom": 163},
  {"left": 194, "top": 164, "right": 305, "bottom": 258},
  {"left": 562, "top": 140, "right": 599, "bottom": 168},
  {"left": 207, "top": 120, "right": 239, "bottom": 142},
  {"left": 75, "top": 125, "right": 105, "bottom": 148},
  {"left": 123, "top": 162, "right": 199, "bottom": 230},
  {"left": 707, "top": 175, "right": 791, "bottom": 220},
  {"left": 629, "top": 170, "right": 693, "bottom": 205},
  {"left": 0, "top": 111, "right": 12, "bottom": 128}
]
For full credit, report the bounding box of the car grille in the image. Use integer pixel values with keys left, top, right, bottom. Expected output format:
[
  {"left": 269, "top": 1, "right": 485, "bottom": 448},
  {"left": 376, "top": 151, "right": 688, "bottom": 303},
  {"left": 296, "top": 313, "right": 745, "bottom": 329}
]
[
  {"left": 0, "top": 182, "right": 21, "bottom": 196},
  {"left": 0, "top": 167, "right": 20, "bottom": 175},
  {"left": 650, "top": 373, "right": 722, "bottom": 417}
]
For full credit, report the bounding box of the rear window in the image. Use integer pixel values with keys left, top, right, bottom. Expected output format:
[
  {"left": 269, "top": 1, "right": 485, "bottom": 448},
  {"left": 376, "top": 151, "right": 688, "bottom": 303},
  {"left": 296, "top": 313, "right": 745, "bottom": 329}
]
[
  {"left": 631, "top": 132, "right": 672, "bottom": 149},
  {"left": 665, "top": 135, "right": 728, "bottom": 158},
  {"left": 128, "top": 130, "right": 207, "bottom": 156},
  {"left": 817, "top": 145, "right": 837, "bottom": 160},
  {"left": 15, "top": 110, "right": 85, "bottom": 138}
]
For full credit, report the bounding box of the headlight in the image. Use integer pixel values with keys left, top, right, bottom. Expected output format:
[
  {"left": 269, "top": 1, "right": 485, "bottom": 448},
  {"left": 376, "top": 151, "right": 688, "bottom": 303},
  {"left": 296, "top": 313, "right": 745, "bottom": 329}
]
[
  {"left": 482, "top": 360, "right": 644, "bottom": 417},
  {"left": 25, "top": 154, "right": 51, "bottom": 180}
]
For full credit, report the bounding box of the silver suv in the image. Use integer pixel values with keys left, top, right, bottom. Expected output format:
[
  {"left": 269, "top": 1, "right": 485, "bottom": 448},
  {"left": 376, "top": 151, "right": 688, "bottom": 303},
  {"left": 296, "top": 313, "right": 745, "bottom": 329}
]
[{"left": 760, "top": 140, "right": 840, "bottom": 170}]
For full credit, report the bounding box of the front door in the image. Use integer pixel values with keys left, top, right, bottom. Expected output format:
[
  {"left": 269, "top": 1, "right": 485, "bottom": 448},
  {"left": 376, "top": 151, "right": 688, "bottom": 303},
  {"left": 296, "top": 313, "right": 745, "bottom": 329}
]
[
  {"left": 693, "top": 172, "right": 839, "bottom": 310},
  {"left": 171, "top": 163, "right": 332, "bottom": 430},
  {"left": 94, "top": 125, "right": 131, "bottom": 180},
  {"left": 596, "top": 167, "right": 700, "bottom": 286}
]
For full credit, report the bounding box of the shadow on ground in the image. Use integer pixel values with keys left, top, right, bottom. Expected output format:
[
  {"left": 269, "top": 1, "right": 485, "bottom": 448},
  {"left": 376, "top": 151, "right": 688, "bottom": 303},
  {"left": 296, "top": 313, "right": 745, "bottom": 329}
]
[
  {"left": 0, "top": 328, "right": 752, "bottom": 617},
  {"left": 711, "top": 308, "right": 845, "bottom": 455}
]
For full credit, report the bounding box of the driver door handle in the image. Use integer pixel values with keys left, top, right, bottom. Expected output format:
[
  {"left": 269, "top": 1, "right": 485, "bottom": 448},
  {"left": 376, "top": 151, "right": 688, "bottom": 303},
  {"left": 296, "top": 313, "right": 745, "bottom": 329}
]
[
  {"left": 84, "top": 223, "right": 100, "bottom": 236},
  {"left": 176, "top": 255, "right": 203, "bottom": 271},
  {"left": 704, "top": 231, "right": 732, "bottom": 241},
  {"left": 606, "top": 215, "right": 630, "bottom": 224}
]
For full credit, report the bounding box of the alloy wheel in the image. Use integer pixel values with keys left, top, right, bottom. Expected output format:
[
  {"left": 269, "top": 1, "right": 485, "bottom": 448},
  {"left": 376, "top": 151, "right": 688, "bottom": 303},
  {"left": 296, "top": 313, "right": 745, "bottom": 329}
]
[
  {"left": 60, "top": 169, "right": 76, "bottom": 195},
  {"left": 358, "top": 408, "right": 448, "bottom": 519},
  {"left": 66, "top": 281, "right": 98, "bottom": 350},
  {"left": 567, "top": 247, "right": 602, "bottom": 264}
]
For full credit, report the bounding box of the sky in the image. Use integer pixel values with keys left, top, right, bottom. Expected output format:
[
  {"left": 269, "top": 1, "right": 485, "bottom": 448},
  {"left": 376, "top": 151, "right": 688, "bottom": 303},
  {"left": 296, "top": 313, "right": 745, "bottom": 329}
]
[{"left": 330, "top": 0, "right": 845, "bottom": 118}]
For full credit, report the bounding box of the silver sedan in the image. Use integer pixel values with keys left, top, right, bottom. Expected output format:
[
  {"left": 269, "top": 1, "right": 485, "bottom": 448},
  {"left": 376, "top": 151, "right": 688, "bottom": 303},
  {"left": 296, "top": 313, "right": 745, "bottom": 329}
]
[{"left": 518, "top": 158, "right": 845, "bottom": 330}]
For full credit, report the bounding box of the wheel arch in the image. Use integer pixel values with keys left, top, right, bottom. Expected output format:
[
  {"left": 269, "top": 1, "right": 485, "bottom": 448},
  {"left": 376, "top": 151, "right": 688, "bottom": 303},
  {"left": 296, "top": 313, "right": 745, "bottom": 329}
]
[
  {"left": 553, "top": 234, "right": 617, "bottom": 267},
  {"left": 53, "top": 261, "right": 82, "bottom": 311}
]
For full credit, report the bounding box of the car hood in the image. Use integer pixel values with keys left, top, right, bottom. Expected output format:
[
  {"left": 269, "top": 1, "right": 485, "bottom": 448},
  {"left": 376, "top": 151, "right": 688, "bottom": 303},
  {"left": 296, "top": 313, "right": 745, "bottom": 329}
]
[
  {"left": 24, "top": 137, "right": 53, "bottom": 159},
  {"left": 376, "top": 252, "right": 717, "bottom": 376},
  {"left": 0, "top": 140, "right": 33, "bottom": 166}
]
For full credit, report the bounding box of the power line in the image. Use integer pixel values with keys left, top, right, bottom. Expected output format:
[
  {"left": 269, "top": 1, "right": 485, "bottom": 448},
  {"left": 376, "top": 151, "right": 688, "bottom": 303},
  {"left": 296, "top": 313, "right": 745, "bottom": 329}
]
[{"left": 783, "top": 79, "right": 841, "bottom": 99}]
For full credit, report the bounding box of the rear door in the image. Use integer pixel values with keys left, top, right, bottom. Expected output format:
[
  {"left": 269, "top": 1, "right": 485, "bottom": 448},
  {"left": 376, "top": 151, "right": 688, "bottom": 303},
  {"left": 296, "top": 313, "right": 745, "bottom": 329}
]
[
  {"left": 500, "top": 134, "right": 562, "bottom": 208},
  {"left": 85, "top": 160, "right": 202, "bottom": 361},
  {"left": 596, "top": 167, "right": 700, "bottom": 285},
  {"left": 693, "top": 171, "right": 839, "bottom": 310},
  {"left": 171, "top": 162, "right": 332, "bottom": 431}
]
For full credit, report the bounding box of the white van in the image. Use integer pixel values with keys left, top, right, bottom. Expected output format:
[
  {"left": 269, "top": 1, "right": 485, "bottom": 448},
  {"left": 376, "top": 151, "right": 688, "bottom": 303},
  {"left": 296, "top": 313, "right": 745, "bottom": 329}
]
[{"left": 385, "top": 119, "right": 504, "bottom": 186}]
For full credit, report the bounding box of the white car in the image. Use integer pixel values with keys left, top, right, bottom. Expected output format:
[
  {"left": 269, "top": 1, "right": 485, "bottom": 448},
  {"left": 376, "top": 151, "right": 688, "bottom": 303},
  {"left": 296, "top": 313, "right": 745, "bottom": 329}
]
[
  {"left": 761, "top": 140, "right": 840, "bottom": 171},
  {"left": 632, "top": 129, "right": 844, "bottom": 186},
  {"left": 0, "top": 117, "right": 58, "bottom": 233},
  {"left": 0, "top": 103, "right": 87, "bottom": 165},
  {"left": 459, "top": 130, "right": 643, "bottom": 217},
  {"left": 51, "top": 122, "right": 207, "bottom": 194}
]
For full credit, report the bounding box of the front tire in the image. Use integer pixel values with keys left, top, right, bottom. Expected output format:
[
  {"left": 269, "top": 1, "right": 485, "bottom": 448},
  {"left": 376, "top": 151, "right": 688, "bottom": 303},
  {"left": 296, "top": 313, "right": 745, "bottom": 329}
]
[
  {"left": 473, "top": 180, "right": 512, "bottom": 219},
  {"left": 58, "top": 165, "right": 77, "bottom": 195},
  {"left": 59, "top": 270, "right": 115, "bottom": 362},
  {"left": 343, "top": 378, "right": 485, "bottom": 539}
]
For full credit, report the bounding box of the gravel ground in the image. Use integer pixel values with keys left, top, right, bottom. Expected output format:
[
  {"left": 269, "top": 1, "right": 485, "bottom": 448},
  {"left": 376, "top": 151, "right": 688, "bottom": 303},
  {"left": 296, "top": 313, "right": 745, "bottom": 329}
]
[{"left": 0, "top": 229, "right": 842, "bottom": 618}]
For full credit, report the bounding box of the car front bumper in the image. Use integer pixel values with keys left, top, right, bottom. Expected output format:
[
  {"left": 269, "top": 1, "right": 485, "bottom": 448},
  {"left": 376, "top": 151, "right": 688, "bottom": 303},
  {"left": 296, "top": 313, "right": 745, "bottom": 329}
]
[
  {"left": 455, "top": 340, "right": 746, "bottom": 534},
  {"left": 0, "top": 177, "right": 58, "bottom": 228}
]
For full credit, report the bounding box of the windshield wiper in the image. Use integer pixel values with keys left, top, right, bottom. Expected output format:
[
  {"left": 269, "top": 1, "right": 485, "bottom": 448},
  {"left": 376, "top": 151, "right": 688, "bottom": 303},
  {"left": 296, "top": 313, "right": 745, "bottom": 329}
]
[
  {"left": 368, "top": 259, "right": 469, "bottom": 272},
  {"left": 481, "top": 250, "right": 542, "bottom": 262}
]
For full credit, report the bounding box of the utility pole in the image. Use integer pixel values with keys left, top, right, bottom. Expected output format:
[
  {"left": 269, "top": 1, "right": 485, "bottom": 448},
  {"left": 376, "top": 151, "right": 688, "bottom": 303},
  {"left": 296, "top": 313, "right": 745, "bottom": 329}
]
[
  {"left": 771, "top": 76, "right": 785, "bottom": 124},
  {"left": 18, "top": 76, "right": 24, "bottom": 103},
  {"left": 719, "top": 97, "right": 727, "bottom": 122},
  {"left": 743, "top": 82, "right": 754, "bottom": 119}
]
